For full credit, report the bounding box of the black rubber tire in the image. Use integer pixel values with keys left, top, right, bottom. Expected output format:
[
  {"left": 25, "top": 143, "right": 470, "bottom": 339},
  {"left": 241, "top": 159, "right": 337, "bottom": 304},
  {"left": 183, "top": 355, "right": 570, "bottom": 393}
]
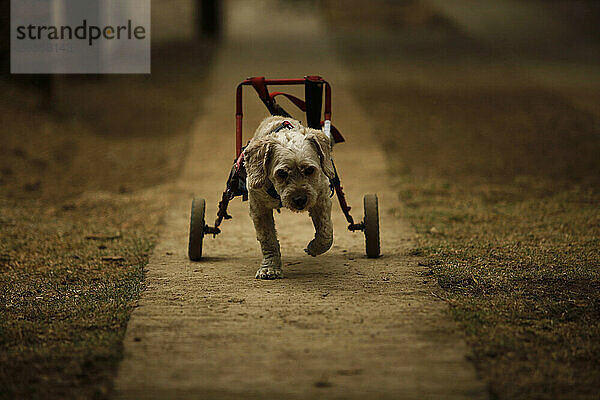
[
  {"left": 363, "top": 194, "right": 381, "bottom": 258},
  {"left": 188, "top": 198, "right": 206, "bottom": 261}
]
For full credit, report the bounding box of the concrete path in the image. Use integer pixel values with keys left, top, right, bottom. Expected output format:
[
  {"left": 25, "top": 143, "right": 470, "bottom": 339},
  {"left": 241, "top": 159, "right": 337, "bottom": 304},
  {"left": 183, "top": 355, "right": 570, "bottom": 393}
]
[{"left": 112, "top": 1, "right": 487, "bottom": 399}]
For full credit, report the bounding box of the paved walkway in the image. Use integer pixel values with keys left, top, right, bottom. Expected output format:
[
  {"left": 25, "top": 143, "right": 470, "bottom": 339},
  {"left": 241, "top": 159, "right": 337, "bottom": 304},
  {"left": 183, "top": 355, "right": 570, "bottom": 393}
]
[{"left": 112, "top": 1, "right": 487, "bottom": 399}]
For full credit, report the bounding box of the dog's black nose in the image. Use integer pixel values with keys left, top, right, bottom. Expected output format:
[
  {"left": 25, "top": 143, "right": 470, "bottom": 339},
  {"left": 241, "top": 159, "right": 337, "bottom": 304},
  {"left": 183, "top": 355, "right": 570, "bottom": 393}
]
[{"left": 292, "top": 194, "right": 308, "bottom": 209}]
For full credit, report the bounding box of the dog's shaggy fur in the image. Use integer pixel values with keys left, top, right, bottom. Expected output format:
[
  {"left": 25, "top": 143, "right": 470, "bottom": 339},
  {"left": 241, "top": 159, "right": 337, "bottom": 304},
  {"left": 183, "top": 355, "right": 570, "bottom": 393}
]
[{"left": 244, "top": 116, "right": 334, "bottom": 279}]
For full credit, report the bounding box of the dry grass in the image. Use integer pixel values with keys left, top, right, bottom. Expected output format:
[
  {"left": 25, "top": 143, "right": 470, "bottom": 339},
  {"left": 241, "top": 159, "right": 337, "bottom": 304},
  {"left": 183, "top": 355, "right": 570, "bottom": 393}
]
[
  {"left": 0, "top": 195, "right": 158, "bottom": 399},
  {"left": 0, "top": 42, "right": 212, "bottom": 399},
  {"left": 354, "top": 84, "right": 600, "bottom": 399}
]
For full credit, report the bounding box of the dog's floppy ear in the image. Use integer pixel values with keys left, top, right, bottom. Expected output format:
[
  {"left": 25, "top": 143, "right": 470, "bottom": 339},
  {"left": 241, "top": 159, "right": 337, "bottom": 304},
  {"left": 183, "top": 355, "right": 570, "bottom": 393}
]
[
  {"left": 244, "top": 137, "right": 276, "bottom": 190},
  {"left": 306, "top": 130, "right": 335, "bottom": 179}
]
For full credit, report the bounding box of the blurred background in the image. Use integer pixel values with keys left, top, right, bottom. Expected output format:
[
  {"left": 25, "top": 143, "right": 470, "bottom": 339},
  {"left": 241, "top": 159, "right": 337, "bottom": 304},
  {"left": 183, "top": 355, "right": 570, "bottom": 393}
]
[
  {"left": 1, "top": 0, "right": 598, "bottom": 199},
  {"left": 0, "top": 0, "right": 221, "bottom": 199}
]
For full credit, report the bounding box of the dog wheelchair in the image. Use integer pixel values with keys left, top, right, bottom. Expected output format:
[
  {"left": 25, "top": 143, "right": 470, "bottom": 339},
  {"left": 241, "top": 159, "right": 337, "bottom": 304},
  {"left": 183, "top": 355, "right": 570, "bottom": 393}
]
[{"left": 188, "top": 76, "right": 380, "bottom": 261}]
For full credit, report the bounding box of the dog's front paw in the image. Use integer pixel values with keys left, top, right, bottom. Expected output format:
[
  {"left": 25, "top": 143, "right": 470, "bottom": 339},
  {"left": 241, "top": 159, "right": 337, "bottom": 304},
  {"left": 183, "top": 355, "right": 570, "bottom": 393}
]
[
  {"left": 304, "top": 236, "right": 333, "bottom": 257},
  {"left": 255, "top": 267, "right": 283, "bottom": 280}
]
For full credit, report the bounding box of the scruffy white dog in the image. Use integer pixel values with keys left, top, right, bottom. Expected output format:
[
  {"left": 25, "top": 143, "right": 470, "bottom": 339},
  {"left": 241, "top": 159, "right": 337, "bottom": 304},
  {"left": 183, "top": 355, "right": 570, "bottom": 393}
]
[{"left": 243, "top": 116, "right": 334, "bottom": 279}]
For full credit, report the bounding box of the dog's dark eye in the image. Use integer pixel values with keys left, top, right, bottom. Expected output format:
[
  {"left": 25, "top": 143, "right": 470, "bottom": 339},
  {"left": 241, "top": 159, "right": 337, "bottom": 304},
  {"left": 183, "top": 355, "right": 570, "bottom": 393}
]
[
  {"left": 276, "top": 169, "right": 288, "bottom": 180},
  {"left": 304, "top": 166, "right": 315, "bottom": 176}
]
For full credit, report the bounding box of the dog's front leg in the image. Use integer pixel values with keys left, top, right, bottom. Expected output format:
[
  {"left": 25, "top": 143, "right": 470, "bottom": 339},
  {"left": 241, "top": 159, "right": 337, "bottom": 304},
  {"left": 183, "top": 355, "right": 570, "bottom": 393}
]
[
  {"left": 305, "top": 195, "right": 333, "bottom": 257},
  {"left": 249, "top": 198, "right": 283, "bottom": 279}
]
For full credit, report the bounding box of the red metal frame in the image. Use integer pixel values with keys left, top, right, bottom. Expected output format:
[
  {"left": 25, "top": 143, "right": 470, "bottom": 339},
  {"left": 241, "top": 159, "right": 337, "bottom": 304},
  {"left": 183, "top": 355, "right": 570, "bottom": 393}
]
[
  {"left": 219, "top": 75, "right": 362, "bottom": 233},
  {"left": 235, "top": 76, "right": 331, "bottom": 158}
]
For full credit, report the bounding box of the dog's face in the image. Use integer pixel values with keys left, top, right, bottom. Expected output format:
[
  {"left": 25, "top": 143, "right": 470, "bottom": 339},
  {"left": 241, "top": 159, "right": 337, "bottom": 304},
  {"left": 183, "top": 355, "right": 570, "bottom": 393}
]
[
  {"left": 244, "top": 129, "right": 334, "bottom": 212},
  {"left": 269, "top": 140, "right": 322, "bottom": 212}
]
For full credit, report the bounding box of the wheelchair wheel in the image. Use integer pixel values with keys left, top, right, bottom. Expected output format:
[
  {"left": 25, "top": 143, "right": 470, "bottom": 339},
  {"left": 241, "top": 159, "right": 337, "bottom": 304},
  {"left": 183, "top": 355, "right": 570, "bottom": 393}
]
[
  {"left": 363, "top": 194, "right": 380, "bottom": 258},
  {"left": 188, "top": 198, "right": 206, "bottom": 261}
]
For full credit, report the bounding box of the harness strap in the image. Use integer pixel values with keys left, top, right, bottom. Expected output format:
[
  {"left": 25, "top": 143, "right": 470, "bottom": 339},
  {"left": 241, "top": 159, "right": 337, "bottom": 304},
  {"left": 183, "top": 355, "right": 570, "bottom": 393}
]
[
  {"left": 266, "top": 184, "right": 281, "bottom": 202},
  {"left": 269, "top": 92, "right": 345, "bottom": 143},
  {"left": 237, "top": 146, "right": 282, "bottom": 207},
  {"left": 249, "top": 76, "right": 269, "bottom": 101},
  {"left": 270, "top": 92, "right": 307, "bottom": 112},
  {"left": 249, "top": 77, "right": 291, "bottom": 118},
  {"left": 273, "top": 120, "right": 294, "bottom": 133},
  {"left": 235, "top": 151, "right": 244, "bottom": 170}
]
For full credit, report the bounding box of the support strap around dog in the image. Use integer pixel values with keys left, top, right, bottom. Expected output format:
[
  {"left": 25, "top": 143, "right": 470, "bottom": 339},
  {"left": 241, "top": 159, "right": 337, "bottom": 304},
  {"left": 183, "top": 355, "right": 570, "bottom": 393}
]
[
  {"left": 230, "top": 147, "right": 282, "bottom": 208},
  {"left": 247, "top": 79, "right": 344, "bottom": 143},
  {"left": 269, "top": 92, "right": 345, "bottom": 143},
  {"left": 249, "top": 77, "right": 292, "bottom": 118}
]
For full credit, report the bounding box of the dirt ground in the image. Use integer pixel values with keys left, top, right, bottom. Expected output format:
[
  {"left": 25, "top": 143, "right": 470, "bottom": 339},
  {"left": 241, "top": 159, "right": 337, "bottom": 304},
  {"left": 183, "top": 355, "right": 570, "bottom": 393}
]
[
  {"left": 327, "top": 0, "right": 600, "bottom": 398},
  {"left": 2, "top": 0, "right": 599, "bottom": 399},
  {"left": 112, "top": 1, "right": 486, "bottom": 399},
  {"left": 0, "top": 43, "right": 212, "bottom": 399}
]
